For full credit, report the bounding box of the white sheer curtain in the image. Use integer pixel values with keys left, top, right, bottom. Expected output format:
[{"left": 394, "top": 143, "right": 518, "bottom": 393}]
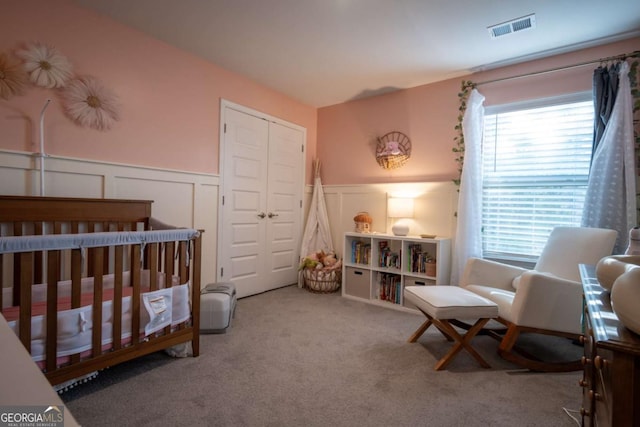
[
  {"left": 582, "top": 61, "right": 636, "bottom": 254},
  {"left": 450, "top": 89, "right": 485, "bottom": 286}
]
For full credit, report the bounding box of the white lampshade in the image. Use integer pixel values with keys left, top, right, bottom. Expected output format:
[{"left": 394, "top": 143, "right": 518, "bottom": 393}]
[
  {"left": 388, "top": 197, "right": 414, "bottom": 236},
  {"left": 388, "top": 197, "right": 414, "bottom": 219}
]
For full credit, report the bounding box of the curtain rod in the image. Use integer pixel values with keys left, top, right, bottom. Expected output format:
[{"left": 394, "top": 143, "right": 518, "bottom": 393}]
[{"left": 475, "top": 50, "right": 640, "bottom": 87}]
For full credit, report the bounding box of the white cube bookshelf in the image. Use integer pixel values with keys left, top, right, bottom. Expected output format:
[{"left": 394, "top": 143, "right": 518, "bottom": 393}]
[{"left": 342, "top": 232, "right": 451, "bottom": 312}]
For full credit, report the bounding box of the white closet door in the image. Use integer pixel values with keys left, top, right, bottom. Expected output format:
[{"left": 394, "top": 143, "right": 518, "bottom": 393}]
[
  {"left": 265, "top": 122, "right": 304, "bottom": 290},
  {"left": 219, "top": 104, "right": 304, "bottom": 298}
]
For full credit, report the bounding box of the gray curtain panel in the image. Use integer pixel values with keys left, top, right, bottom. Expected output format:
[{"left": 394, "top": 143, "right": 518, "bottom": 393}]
[{"left": 591, "top": 63, "right": 620, "bottom": 157}]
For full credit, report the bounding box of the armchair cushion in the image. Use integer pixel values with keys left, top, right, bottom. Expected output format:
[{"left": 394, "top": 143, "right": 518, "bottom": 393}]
[
  {"left": 512, "top": 274, "right": 523, "bottom": 290},
  {"left": 468, "top": 271, "right": 583, "bottom": 334},
  {"left": 464, "top": 284, "right": 515, "bottom": 321},
  {"left": 510, "top": 270, "right": 584, "bottom": 334},
  {"left": 534, "top": 227, "right": 618, "bottom": 282},
  {"left": 460, "top": 258, "right": 527, "bottom": 292}
]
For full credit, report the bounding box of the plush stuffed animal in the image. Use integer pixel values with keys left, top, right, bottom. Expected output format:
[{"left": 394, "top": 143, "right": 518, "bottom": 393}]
[{"left": 378, "top": 140, "right": 401, "bottom": 156}]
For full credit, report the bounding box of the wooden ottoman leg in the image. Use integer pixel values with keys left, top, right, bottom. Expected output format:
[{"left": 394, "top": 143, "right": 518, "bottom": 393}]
[
  {"left": 403, "top": 286, "right": 498, "bottom": 370},
  {"left": 408, "top": 318, "right": 433, "bottom": 343},
  {"left": 433, "top": 318, "right": 491, "bottom": 371}
]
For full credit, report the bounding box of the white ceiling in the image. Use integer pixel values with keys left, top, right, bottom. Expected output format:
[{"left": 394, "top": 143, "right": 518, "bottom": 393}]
[{"left": 73, "top": 0, "right": 640, "bottom": 107}]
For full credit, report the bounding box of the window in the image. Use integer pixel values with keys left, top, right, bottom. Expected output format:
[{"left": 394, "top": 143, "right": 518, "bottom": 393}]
[{"left": 482, "top": 92, "right": 594, "bottom": 263}]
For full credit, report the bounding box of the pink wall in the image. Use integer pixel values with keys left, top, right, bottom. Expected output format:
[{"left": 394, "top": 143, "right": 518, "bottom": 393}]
[
  {"left": 2, "top": 1, "right": 636, "bottom": 188},
  {"left": 0, "top": 0, "right": 317, "bottom": 180},
  {"left": 317, "top": 37, "right": 640, "bottom": 185}
]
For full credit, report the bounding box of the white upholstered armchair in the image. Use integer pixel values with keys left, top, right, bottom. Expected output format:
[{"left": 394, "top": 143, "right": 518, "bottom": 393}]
[{"left": 460, "top": 226, "right": 618, "bottom": 371}]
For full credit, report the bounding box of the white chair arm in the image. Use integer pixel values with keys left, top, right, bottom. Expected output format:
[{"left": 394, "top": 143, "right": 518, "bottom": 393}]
[
  {"left": 510, "top": 271, "right": 583, "bottom": 334},
  {"left": 460, "top": 258, "right": 527, "bottom": 291}
]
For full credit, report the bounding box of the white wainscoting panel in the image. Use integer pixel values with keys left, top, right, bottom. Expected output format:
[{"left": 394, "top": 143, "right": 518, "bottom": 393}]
[
  {"left": 46, "top": 170, "right": 104, "bottom": 198},
  {"left": 114, "top": 177, "right": 194, "bottom": 226},
  {"left": 302, "top": 181, "right": 459, "bottom": 259},
  {"left": 1, "top": 149, "right": 458, "bottom": 289},
  {"left": 0, "top": 150, "right": 219, "bottom": 288}
]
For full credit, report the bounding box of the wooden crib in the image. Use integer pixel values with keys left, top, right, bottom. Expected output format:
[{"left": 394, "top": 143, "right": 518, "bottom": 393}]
[{"left": 0, "top": 196, "right": 201, "bottom": 387}]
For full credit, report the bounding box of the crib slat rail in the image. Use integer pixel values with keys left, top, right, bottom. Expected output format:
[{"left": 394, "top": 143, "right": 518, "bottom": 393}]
[
  {"left": 45, "top": 250, "right": 59, "bottom": 373},
  {"left": 0, "top": 196, "right": 202, "bottom": 388},
  {"left": 18, "top": 252, "right": 33, "bottom": 351},
  {"left": 69, "top": 249, "right": 82, "bottom": 366},
  {"left": 113, "top": 246, "right": 124, "bottom": 351},
  {"left": 131, "top": 245, "right": 141, "bottom": 348},
  {"left": 191, "top": 235, "right": 202, "bottom": 357},
  {"left": 91, "top": 247, "right": 104, "bottom": 358},
  {"left": 164, "top": 242, "right": 175, "bottom": 335}
]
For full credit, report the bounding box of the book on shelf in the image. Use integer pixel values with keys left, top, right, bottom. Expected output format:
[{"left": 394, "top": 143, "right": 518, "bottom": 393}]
[
  {"left": 407, "top": 243, "right": 434, "bottom": 274},
  {"left": 377, "top": 273, "right": 402, "bottom": 304},
  {"left": 378, "top": 240, "right": 401, "bottom": 269},
  {"left": 351, "top": 240, "right": 371, "bottom": 264}
]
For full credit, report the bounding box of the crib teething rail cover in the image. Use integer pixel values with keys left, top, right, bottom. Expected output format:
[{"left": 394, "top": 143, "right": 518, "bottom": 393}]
[{"left": 0, "top": 229, "right": 200, "bottom": 254}]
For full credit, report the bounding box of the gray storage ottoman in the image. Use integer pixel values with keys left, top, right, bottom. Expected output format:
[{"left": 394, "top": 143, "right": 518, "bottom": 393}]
[{"left": 200, "top": 282, "right": 237, "bottom": 333}]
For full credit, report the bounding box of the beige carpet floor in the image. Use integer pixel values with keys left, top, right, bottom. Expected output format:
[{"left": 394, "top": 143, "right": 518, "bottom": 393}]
[{"left": 62, "top": 285, "right": 584, "bottom": 427}]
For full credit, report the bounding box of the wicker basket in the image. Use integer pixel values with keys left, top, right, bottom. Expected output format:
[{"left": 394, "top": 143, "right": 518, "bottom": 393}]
[
  {"left": 303, "top": 267, "right": 342, "bottom": 293},
  {"left": 376, "top": 153, "right": 410, "bottom": 170},
  {"left": 375, "top": 131, "right": 411, "bottom": 170}
]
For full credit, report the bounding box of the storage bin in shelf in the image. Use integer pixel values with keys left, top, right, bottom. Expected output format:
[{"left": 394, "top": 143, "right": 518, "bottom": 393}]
[
  {"left": 344, "top": 266, "right": 371, "bottom": 299},
  {"left": 402, "top": 276, "right": 436, "bottom": 309}
]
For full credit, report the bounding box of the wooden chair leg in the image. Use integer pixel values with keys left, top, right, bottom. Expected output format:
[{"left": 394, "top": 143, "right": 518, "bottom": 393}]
[
  {"left": 497, "top": 323, "right": 583, "bottom": 372},
  {"left": 498, "top": 323, "right": 520, "bottom": 353}
]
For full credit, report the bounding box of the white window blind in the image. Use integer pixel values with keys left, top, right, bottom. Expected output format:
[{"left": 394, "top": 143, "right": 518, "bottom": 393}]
[{"left": 482, "top": 94, "right": 594, "bottom": 262}]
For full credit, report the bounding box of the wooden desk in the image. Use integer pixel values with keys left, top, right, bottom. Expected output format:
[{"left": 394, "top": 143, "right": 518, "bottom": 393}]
[{"left": 580, "top": 264, "right": 640, "bottom": 427}]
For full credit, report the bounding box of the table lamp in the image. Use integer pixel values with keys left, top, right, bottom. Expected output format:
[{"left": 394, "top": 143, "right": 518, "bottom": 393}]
[{"left": 388, "top": 197, "right": 414, "bottom": 236}]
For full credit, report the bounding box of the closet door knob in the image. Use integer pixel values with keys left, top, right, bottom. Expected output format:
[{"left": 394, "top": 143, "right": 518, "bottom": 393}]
[
  {"left": 268, "top": 212, "right": 279, "bottom": 218},
  {"left": 258, "top": 212, "right": 266, "bottom": 219}
]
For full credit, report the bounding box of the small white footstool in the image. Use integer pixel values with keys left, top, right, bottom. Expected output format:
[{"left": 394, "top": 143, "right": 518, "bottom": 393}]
[{"left": 404, "top": 285, "right": 498, "bottom": 370}]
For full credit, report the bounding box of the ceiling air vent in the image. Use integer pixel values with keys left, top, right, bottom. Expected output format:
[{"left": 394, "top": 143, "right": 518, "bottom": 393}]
[{"left": 488, "top": 14, "right": 536, "bottom": 39}]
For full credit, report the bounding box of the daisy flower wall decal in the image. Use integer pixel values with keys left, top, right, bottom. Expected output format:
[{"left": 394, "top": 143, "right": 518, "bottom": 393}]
[
  {"left": 16, "top": 42, "right": 73, "bottom": 88},
  {"left": 60, "top": 76, "right": 120, "bottom": 131},
  {"left": 0, "top": 51, "right": 28, "bottom": 99}
]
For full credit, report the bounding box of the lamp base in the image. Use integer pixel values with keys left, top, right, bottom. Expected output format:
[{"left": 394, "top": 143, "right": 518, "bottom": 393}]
[{"left": 392, "top": 221, "right": 410, "bottom": 236}]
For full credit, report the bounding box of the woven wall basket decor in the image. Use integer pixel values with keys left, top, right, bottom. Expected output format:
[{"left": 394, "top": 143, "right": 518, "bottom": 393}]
[{"left": 375, "top": 131, "right": 411, "bottom": 170}]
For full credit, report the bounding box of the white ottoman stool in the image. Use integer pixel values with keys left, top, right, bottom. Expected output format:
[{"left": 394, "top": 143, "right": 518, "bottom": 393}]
[{"left": 404, "top": 285, "right": 498, "bottom": 370}]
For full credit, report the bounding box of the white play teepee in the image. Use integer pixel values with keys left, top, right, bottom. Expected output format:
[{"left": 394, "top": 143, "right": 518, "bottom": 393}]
[{"left": 299, "top": 159, "right": 334, "bottom": 287}]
